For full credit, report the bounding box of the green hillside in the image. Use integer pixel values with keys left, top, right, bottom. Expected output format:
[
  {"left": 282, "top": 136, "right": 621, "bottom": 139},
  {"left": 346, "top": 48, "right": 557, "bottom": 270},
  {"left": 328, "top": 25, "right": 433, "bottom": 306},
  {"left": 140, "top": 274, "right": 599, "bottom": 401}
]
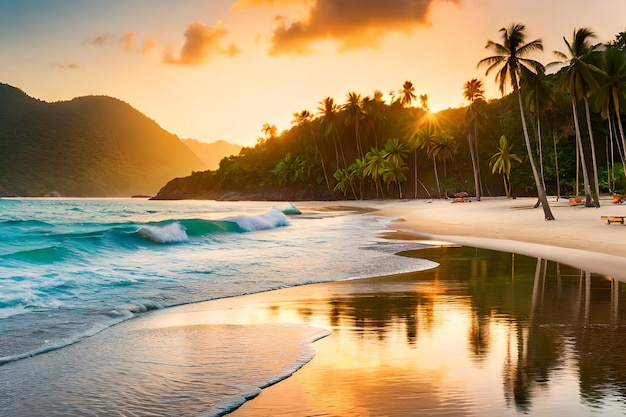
[{"left": 0, "top": 83, "right": 206, "bottom": 197}]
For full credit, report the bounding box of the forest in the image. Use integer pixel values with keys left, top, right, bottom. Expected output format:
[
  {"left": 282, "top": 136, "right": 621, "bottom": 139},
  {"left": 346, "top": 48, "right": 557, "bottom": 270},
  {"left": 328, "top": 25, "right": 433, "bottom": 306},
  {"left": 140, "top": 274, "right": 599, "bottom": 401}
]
[
  {"left": 154, "top": 26, "right": 626, "bottom": 208},
  {"left": 0, "top": 84, "right": 206, "bottom": 197}
]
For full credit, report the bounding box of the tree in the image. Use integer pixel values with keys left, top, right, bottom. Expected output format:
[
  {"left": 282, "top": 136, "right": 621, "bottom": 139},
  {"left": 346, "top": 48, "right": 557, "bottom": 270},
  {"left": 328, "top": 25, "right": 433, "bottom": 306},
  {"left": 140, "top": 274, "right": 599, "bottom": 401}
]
[
  {"left": 361, "top": 91, "right": 387, "bottom": 149},
  {"left": 318, "top": 96, "right": 345, "bottom": 170},
  {"left": 552, "top": 28, "right": 602, "bottom": 207},
  {"left": 464, "top": 78, "right": 486, "bottom": 200},
  {"left": 292, "top": 109, "right": 332, "bottom": 193},
  {"left": 419, "top": 94, "right": 429, "bottom": 111},
  {"left": 591, "top": 47, "right": 626, "bottom": 182},
  {"left": 478, "top": 23, "right": 555, "bottom": 220},
  {"left": 261, "top": 123, "right": 277, "bottom": 140},
  {"left": 490, "top": 135, "right": 523, "bottom": 197},
  {"left": 521, "top": 66, "right": 555, "bottom": 193},
  {"left": 364, "top": 147, "right": 388, "bottom": 198},
  {"left": 273, "top": 152, "right": 299, "bottom": 184},
  {"left": 383, "top": 138, "right": 410, "bottom": 199},
  {"left": 427, "top": 133, "right": 458, "bottom": 197},
  {"left": 400, "top": 81, "right": 417, "bottom": 107},
  {"left": 343, "top": 92, "right": 365, "bottom": 161}
]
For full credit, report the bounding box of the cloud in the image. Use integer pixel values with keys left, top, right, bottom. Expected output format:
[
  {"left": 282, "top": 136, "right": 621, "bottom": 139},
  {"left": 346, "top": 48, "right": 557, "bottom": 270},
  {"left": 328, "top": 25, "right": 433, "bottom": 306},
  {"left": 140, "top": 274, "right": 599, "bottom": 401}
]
[
  {"left": 88, "top": 34, "right": 111, "bottom": 46},
  {"left": 231, "top": 0, "right": 309, "bottom": 10},
  {"left": 164, "top": 21, "right": 240, "bottom": 65},
  {"left": 123, "top": 31, "right": 134, "bottom": 51},
  {"left": 142, "top": 38, "right": 157, "bottom": 55},
  {"left": 267, "top": 0, "right": 458, "bottom": 55}
]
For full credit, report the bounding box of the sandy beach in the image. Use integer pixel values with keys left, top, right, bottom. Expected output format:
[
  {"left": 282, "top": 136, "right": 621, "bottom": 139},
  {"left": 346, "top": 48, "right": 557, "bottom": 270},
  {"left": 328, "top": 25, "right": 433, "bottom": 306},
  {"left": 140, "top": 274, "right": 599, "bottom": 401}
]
[
  {"left": 228, "top": 196, "right": 626, "bottom": 416},
  {"left": 338, "top": 196, "right": 626, "bottom": 281}
]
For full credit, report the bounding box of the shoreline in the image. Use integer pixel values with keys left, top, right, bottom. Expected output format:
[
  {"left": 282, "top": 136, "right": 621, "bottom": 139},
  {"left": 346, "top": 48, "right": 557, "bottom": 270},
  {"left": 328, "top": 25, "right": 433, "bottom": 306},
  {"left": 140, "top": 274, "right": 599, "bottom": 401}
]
[
  {"left": 227, "top": 196, "right": 626, "bottom": 415},
  {"left": 5, "top": 197, "right": 625, "bottom": 416},
  {"left": 303, "top": 196, "right": 626, "bottom": 280}
]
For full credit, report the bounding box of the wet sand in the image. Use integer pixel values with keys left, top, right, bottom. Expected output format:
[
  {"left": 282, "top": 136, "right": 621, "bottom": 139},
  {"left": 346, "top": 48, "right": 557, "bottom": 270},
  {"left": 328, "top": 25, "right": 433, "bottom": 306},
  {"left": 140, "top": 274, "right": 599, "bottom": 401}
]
[{"left": 228, "top": 196, "right": 626, "bottom": 416}]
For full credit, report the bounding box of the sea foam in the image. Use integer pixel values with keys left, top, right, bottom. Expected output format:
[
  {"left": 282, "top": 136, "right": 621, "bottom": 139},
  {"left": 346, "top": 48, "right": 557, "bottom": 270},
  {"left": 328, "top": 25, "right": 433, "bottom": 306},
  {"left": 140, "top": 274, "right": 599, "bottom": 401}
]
[{"left": 138, "top": 222, "right": 189, "bottom": 243}]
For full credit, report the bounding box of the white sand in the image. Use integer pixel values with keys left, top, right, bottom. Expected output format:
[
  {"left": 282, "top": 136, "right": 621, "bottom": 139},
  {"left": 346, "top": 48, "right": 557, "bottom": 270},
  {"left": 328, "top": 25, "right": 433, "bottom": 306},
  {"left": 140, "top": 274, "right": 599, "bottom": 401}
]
[{"left": 300, "top": 196, "right": 626, "bottom": 281}]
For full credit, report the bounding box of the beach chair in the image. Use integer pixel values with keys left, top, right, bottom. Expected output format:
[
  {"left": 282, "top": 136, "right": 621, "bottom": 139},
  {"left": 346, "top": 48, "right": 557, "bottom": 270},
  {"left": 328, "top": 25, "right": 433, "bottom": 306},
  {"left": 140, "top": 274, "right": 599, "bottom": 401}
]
[{"left": 601, "top": 215, "right": 625, "bottom": 225}]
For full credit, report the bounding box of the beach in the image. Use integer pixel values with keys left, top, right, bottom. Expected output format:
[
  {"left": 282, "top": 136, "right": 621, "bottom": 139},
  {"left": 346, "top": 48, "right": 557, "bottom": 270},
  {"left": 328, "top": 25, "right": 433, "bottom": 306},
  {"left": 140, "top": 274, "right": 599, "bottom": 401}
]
[
  {"left": 226, "top": 196, "right": 626, "bottom": 416},
  {"left": 3, "top": 196, "right": 626, "bottom": 416}
]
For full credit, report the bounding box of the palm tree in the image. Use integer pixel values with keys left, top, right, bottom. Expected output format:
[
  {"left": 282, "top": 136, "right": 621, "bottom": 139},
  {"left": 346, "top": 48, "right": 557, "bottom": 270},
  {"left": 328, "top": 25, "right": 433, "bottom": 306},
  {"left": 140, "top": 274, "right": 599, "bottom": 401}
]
[
  {"left": 318, "top": 96, "right": 345, "bottom": 170},
  {"left": 364, "top": 147, "right": 388, "bottom": 198},
  {"left": 521, "top": 66, "right": 555, "bottom": 193},
  {"left": 362, "top": 91, "right": 386, "bottom": 149},
  {"left": 591, "top": 47, "right": 626, "bottom": 179},
  {"left": 292, "top": 109, "right": 332, "bottom": 193},
  {"left": 261, "top": 123, "right": 277, "bottom": 140},
  {"left": 383, "top": 138, "right": 410, "bottom": 199},
  {"left": 427, "top": 133, "right": 458, "bottom": 197},
  {"left": 478, "top": 23, "right": 555, "bottom": 220},
  {"left": 400, "top": 81, "right": 417, "bottom": 107},
  {"left": 419, "top": 94, "right": 429, "bottom": 111},
  {"left": 273, "top": 152, "right": 300, "bottom": 184},
  {"left": 343, "top": 92, "right": 365, "bottom": 161},
  {"left": 490, "top": 135, "right": 523, "bottom": 197},
  {"left": 552, "top": 28, "right": 602, "bottom": 207},
  {"left": 464, "top": 78, "right": 486, "bottom": 201}
]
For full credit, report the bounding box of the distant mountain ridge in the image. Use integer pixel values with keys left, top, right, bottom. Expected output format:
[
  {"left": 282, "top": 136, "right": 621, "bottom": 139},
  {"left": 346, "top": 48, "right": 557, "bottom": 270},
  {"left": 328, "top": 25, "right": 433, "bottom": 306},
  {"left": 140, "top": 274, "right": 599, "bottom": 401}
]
[
  {"left": 181, "top": 139, "right": 241, "bottom": 170},
  {"left": 0, "top": 83, "right": 210, "bottom": 197}
]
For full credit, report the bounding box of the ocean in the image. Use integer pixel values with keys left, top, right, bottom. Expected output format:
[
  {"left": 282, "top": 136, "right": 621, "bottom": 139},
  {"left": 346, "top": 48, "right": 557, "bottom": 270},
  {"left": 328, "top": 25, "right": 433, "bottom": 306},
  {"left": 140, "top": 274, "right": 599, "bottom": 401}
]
[{"left": 0, "top": 198, "right": 433, "bottom": 415}]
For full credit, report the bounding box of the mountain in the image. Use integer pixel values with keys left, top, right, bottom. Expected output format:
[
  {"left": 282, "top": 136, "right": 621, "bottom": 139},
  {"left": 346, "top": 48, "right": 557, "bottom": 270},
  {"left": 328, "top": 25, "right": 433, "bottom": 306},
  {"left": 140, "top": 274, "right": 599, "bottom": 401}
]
[
  {"left": 181, "top": 139, "right": 241, "bottom": 170},
  {"left": 0, "top": 83, "right": 207, "bottom": 197}
]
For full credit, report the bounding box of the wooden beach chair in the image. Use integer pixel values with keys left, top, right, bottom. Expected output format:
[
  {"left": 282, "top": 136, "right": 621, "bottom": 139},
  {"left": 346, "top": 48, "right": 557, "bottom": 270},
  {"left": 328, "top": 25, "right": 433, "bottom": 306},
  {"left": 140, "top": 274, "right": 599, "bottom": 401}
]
[
  {"left": 569, "top": 197, "right": 583, "bottom": 206},
  {"left": 601, "top": 215, "right": 625, "bottom": 225}
]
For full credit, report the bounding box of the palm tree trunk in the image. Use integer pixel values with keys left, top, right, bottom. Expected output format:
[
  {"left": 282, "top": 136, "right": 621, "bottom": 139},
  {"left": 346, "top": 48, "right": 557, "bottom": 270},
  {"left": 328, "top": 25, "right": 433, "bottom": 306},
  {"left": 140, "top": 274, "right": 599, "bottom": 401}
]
[
  {"left": 468, "top": 132, "right": 481, "bottom": 200},
  {"left": 516, "top": 83, "right": 555, "bottom": 220},
  {"left": 536, "top": 117, "right": 546, "bottom": 192},
  {"left": 553, "top": 131, "right": 561, "bottom": 201},
  {"left": 571, "top": 98, "right": 593, "bottom": 206},
  {"left": 617, "top": 112, "right": 626, "bottom": 175},
  {"left": 414, "top": 150, "right": 418, "bottom": 199},
  {"left": 473, "top": 123, "right": 483, "bottom": 199},
  {"left": 503, "top": 173, "right": 511, "bottom": 197},
  {"left": 583, "top": 97, "right": 601, "bottom": 207},
  {"left": 433, "top": 156, "right": 441, "bottom": 198}
]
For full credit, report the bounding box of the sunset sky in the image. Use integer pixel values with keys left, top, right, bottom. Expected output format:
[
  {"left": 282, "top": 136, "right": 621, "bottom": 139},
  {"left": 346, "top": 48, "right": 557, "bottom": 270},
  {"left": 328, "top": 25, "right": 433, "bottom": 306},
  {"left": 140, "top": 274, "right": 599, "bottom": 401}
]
[{"left": 1, "top": 0, "right": 624, "bottom": 147}]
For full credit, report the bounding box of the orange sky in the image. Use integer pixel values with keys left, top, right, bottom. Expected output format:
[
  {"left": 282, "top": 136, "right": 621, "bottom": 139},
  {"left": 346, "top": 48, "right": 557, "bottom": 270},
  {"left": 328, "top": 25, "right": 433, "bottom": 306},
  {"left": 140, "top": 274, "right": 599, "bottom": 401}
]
[{"left": 1, "top": 0, "right": 624, "bottom": 146}]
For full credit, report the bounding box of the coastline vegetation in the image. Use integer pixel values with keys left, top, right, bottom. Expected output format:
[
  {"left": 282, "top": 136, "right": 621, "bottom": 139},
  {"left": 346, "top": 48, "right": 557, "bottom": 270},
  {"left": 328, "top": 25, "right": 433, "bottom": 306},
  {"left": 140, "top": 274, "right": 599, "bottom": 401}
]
[{"left": 154, "top": 26, "right": 626, "bottom": 205}]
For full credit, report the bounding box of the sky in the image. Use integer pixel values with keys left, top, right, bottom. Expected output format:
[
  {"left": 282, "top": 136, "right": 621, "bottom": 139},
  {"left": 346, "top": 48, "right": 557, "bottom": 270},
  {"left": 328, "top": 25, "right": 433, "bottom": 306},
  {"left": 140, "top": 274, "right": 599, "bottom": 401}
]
[{"left": 1, "top": 0, "right": 624, "bottom": 147}]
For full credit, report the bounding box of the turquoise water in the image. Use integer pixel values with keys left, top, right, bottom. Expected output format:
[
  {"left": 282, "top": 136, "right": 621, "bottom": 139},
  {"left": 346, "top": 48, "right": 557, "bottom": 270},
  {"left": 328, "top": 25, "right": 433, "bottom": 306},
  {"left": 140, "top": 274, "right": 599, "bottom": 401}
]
[{"left": 0, "top": 198, "right": 431, "bottom": 364}]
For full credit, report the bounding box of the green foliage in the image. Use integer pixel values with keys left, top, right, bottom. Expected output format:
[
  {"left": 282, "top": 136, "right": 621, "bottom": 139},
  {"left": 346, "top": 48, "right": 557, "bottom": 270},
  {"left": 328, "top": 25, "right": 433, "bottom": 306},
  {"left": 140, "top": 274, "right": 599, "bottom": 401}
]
[{"left": 0, "top": 84, "right": 206, "bottom": 197}]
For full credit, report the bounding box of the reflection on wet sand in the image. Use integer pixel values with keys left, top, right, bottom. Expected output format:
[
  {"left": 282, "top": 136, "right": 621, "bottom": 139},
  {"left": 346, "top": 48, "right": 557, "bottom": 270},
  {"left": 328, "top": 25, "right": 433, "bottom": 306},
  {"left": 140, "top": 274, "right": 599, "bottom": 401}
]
[{"left": 232, "top": 246, "right": 626, "bottom": 416}]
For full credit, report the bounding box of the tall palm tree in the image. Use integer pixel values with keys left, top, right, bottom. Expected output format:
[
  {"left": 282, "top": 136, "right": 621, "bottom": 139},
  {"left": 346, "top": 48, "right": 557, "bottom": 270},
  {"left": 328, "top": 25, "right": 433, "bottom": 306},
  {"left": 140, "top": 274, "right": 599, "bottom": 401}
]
[
  {"left": 591, "top": 47, "right": 626, "bottom": 176},
  {"left": 478, "top": 23, "right": 555, "bottom": 220},
  {"left": 464, "top": 78, "right": 486, "bottom": 200},
  {"left": 261, "top": 123, "right": 277, "bottom": 140},
  {"left": 362, "top": 91, "right": 386, "bottom": 149},
  {"left": 521, "top": 66, "right": 555, "bottom": 193},
  {"left": 292, "top": 109, "right": 331, "bottom": 193},
  {"left": 490, "top": 135, "right": 523, "bottom": 197},
  {"left": 343, "top": 92, "right": 365, "bottom": 161},
  {"left": 427, "top": 133, "right": 457, "bottom": 197},
  {"left": 383, "top": 138, "right": 410, "bottom": 199},
  {"left": 318, "top": 96, "right": 345, "bottom": 170},
  {"left": 364, "top": 147, "right": 388, "bottom": 198},
  {"left": 400, "top": 81, "right": 417, "bottom": 107},
  {"left": 419, "top": 94, "right": 429, "bottom": 111},
  {"left": 552, "top": 28, "right": 602, "bottom": 207}
]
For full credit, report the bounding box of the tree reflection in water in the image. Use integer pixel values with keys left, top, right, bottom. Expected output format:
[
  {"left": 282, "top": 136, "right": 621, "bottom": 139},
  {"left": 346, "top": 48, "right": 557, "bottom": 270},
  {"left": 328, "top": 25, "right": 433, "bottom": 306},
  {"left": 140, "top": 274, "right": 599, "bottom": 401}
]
[{"left": 289, "top": 246, "right": 626, "bottom": 415}]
